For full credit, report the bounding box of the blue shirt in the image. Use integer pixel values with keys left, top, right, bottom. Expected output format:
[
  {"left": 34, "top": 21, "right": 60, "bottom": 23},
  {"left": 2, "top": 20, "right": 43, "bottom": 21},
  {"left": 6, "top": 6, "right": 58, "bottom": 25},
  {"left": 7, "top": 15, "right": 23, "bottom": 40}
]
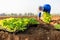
[{"left": 43, "top": 4, "right": 51, "bottom": 13}]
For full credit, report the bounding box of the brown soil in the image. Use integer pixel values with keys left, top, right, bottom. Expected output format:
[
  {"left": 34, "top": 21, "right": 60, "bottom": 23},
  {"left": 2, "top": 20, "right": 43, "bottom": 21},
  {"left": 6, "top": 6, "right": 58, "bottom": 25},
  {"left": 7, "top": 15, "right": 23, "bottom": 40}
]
[{"left": 0, "top": 16, "right": 60, "bottom": 40}]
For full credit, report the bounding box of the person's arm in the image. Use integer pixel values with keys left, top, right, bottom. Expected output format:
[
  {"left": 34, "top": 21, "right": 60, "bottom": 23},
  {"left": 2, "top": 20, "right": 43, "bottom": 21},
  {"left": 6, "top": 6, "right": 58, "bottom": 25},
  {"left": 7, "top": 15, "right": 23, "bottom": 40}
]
[
  {"left": 38, "top": 6, "right": 43, "bottom": 20},
  {"left": 38, "top": 12, "right": 41, "bottom": 20}
]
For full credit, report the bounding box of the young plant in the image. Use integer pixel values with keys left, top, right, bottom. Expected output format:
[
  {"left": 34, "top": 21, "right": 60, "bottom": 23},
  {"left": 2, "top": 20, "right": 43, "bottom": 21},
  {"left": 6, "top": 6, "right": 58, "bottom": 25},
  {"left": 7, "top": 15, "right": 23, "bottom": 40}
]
[
  {"left": 29, "top": 18, "right": 39, "bottom": 24},
  {"left": 0, "top": 17, "right": 39, "bottom": 32},
  {"left": 54, "top": 23, "right": 60, "bottom": 29}
]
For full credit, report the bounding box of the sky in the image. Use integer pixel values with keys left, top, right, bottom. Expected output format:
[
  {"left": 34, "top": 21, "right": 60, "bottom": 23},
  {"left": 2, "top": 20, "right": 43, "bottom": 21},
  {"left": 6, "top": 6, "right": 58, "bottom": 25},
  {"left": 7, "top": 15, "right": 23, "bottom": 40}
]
[{"left": 0, "top": 0, "right": 60, "bottom": 14}]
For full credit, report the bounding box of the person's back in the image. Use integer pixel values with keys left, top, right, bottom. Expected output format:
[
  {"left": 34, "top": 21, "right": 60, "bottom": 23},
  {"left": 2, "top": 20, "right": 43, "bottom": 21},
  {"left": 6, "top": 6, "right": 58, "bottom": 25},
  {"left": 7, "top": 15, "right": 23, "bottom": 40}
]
[{"left": 43, "top": 4, "right": 51, "bottom": 13}]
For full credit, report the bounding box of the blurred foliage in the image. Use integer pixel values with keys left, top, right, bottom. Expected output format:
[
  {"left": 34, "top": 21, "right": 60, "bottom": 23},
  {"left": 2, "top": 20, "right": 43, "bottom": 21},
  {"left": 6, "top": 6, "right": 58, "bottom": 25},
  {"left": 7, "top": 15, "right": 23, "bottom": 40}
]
[{"left": 0, "top": 18, "right": 39, "bottom": 32}]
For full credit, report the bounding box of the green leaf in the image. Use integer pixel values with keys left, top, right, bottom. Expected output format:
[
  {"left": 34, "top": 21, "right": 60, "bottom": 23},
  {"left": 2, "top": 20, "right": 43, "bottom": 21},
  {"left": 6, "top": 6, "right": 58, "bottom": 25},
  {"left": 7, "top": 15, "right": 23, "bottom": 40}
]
[
  {"left": 54, "top": 24, "right": 60, "bottom": 29},
  {"left": 0, "top": 17, "right": 39, "bottom": 32},
  {"left": 29, "top": 18, "right": 40, "bottom": 24}
]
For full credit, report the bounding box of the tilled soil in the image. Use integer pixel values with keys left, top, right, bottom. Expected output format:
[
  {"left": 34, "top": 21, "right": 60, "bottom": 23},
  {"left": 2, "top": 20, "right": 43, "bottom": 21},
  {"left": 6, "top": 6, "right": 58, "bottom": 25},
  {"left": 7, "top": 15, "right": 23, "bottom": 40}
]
[
  {"left": 0, "top": 24, "right": 60, "bottom": 40},
  {"left": 0, "top": 16, "right": 60, "bottom": 40}
]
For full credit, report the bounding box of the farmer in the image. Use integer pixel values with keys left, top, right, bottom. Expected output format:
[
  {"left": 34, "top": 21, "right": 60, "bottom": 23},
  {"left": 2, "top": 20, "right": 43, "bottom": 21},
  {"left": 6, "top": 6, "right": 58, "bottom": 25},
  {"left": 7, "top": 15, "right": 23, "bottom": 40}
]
[{"left": 38, "top": 4, "right": 51, "bottom": 23}]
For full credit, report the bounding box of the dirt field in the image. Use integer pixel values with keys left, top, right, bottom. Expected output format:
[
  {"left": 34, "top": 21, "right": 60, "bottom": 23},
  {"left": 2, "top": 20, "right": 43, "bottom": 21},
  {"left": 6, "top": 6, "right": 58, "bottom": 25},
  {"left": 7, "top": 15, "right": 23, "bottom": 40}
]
[{"left": 0, "top": 16, "right": 60, "bottom": 40}]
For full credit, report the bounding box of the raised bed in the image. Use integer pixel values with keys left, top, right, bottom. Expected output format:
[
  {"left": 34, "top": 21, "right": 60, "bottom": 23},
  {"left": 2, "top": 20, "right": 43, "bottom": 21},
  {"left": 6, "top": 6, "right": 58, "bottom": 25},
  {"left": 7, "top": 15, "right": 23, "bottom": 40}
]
[{"left": 0, "top": 16, "right": 60, "bottom": 40}]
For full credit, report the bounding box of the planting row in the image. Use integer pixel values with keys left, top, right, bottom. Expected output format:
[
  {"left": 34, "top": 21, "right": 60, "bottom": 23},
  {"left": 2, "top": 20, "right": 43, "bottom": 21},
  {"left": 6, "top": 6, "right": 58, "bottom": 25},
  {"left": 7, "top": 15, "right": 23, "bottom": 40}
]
[{"left": 0, "top": 18, "right": 39, "bottom": 32}]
